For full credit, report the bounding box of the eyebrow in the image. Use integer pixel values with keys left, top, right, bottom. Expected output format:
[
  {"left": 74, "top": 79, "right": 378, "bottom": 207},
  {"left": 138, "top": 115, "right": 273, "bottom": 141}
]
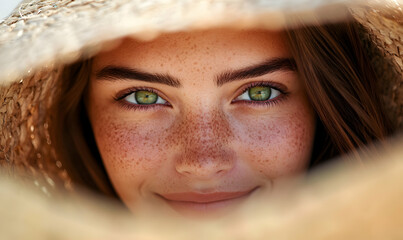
[
  {"left": 96, "top": 67, "right": 182, "bottom": 87},
  {"left": 95, "top": 57, "right": 296, "bottom": 88},
  {"left": 216, "top": 57, "right": 296, "bottom": 87}
]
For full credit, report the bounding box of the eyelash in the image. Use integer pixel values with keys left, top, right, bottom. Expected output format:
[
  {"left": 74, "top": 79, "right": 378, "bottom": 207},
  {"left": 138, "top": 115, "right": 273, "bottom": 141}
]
[{"left": 114, "top": 82, "right": 288, "bottom": 111}]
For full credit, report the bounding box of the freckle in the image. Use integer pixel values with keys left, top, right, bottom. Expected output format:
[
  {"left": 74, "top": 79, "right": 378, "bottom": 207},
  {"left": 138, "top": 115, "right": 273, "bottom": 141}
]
[{"left": 160, "top": 63, "right": 164, "bottom": 67}]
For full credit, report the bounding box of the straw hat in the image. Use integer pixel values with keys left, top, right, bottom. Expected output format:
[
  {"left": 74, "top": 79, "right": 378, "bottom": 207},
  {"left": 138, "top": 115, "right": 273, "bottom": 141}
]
[{"left": 0, "top": 0, "right": 402, "bottom": 193}]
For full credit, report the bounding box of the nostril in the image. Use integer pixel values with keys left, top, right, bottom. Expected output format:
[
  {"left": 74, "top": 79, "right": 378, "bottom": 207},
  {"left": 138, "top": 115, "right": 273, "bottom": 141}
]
[{"left": 216, "top": 169, "right": 225, "bottom": 174}]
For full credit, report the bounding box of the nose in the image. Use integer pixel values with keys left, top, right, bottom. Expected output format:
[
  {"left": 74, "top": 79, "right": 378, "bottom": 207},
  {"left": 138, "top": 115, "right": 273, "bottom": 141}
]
[
  {"left": 173, "top": 109, "right": 236, "bottom": 179},
  {"left": 175, "top": 141, "right": 236, "bottom": 179}
]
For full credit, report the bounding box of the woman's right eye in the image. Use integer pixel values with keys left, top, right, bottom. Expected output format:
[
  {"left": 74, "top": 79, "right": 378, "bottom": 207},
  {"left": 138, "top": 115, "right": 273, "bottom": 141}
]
[{"left": 123, "top": 90, "right": 167, "bottom": 105}]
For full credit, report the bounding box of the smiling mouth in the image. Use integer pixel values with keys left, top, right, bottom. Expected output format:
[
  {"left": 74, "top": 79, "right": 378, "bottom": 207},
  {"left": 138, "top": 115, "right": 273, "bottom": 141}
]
[{"left": 157, "top": 187, "right": 258, "bottom": 216}]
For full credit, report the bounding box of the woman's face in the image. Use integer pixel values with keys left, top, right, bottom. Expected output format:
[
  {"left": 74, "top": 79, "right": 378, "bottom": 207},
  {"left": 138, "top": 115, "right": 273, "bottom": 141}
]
[{"left": 87, "top": 29, "right": 316, "bottom": 217}]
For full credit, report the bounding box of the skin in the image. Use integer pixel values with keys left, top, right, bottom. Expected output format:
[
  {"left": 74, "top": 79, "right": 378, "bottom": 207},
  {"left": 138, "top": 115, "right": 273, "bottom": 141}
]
[{"left": 87, "top": 29, "right": 316, "bottom": 217}]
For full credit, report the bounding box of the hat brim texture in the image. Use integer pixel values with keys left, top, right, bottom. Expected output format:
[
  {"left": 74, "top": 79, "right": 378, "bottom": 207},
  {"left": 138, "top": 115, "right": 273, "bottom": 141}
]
[{"left": 0, "top": 0, "right": 397, "bottom": 86}]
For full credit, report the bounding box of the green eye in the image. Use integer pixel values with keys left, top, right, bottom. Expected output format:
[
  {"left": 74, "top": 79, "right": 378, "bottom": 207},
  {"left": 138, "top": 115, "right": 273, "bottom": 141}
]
[
  {"left": 135, "top": 90, "right": 158, "bottom": 104},
  {"left": 122, "top": 89, "right": 167, "bottom": 106},
  {"left": 236, "top": 85, "right": 281, "bottom": 102},
  {"left": 248, "top": 86, "right": 271, "bottom": 101}
]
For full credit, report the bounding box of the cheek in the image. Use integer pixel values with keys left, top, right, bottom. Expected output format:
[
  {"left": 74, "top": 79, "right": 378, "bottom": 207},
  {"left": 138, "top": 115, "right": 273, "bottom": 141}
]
[
  {"left": 90, "top": 112, "right": 170, "bottom": 189},
  {"left": 235, "top": 111, "right": 315, "bottom": 178}
]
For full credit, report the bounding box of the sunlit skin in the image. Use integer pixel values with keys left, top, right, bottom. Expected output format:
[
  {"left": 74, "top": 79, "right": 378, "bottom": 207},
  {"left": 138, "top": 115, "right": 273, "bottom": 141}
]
[{"left": 86, "top": 29, "right": 316, "bottom": 217}]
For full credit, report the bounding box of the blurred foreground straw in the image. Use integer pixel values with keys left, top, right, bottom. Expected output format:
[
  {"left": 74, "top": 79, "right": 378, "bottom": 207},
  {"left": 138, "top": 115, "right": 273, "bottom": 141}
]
[{"left": 1, "top": 136, "right": 403, "bottom": 240}]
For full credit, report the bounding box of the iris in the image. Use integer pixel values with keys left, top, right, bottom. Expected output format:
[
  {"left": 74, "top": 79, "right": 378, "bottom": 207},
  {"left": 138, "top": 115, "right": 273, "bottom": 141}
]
[
  {"left": 135, "top": 91, "right": 158, "bottom": 104},
  {"left": 248, "top": 86, "right": 271, "bottom": 101}
]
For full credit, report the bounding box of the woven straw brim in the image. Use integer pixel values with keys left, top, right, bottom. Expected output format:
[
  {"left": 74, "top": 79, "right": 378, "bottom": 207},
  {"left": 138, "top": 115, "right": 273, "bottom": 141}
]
[{"left": 0, "top": 0, "right": 400, "bottom": 85}]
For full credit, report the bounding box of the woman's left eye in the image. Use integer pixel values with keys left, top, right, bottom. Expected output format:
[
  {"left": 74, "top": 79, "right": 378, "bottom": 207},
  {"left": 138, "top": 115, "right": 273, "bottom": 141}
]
[
  {"left": 235, "top": 85, "right": 281, "bottom": 102},
  {"left": 123, "top": 90, "right": 167, "bottom": 105}
]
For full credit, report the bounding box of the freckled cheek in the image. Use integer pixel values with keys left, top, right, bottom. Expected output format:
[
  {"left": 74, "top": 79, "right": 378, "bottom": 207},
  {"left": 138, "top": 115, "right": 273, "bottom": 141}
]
[
  {"left": 234, "top": 114, "right": 315, "bottom": 178},
  {"left": 91, "top": 118, "right": 170, "bottom": 181}
]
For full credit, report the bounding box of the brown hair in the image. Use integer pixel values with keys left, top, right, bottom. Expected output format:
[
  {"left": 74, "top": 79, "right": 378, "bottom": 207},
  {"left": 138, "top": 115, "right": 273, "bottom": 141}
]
[
  {"left": 285, "top": 20, "right": 393, "bottom": 166},
  {"left": 50, "top": 59, "right": 118, "bottom": 197},
  {"left": 50, "top": 19, "right": 394, "bottom": 196}
]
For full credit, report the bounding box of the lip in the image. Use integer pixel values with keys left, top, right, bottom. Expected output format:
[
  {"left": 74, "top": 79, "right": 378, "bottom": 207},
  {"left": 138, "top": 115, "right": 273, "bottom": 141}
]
[
  {"left": 160, "top": 189, "right": 255, "bottom": 203},
  {"left": 157, "top": 187, "right": 258, "bottom": 216}
]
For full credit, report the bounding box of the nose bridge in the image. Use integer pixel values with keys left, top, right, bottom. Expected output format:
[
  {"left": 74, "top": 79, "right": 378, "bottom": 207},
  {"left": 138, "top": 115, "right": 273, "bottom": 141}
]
[
  {"left": 181, "top": 107, "right": 232, "bottom": 153},
  {"left": 173, "top": 107, "right": 235, "bottom": 178},
  {"left": 187, "top": 107, "right": 228, "bottom": 140}
]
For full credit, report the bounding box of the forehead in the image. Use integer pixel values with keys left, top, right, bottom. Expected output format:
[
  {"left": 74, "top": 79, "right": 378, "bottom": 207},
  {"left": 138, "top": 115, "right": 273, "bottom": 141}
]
[{"left": 93, "top": 29, "right": 290, "bottom": 70}]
